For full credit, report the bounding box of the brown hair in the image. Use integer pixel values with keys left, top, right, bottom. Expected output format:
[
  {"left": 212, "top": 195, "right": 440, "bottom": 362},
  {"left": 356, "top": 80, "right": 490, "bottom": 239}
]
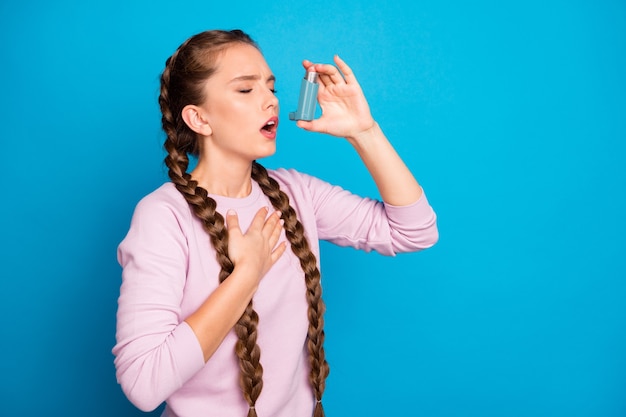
[{"left": 158, "top": 29, "right": 329, "bottom": 417}]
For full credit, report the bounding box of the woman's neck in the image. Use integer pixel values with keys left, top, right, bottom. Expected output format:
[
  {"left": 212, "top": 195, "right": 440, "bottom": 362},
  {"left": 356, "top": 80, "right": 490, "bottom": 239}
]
[{"left": 190, "top": 158, "right": 253, "bottom": 198}]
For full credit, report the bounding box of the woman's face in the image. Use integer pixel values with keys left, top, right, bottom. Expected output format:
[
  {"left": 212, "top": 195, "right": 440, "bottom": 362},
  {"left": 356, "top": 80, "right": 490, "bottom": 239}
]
[{"left": 198, "top": 43, "right": 279, "bottom": 164}]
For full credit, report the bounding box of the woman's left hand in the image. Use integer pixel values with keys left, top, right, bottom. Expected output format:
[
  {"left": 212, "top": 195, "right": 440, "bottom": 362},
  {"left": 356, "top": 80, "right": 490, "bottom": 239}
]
[{"left": 296, "top": 55, "right": 376, "bottom": 140}]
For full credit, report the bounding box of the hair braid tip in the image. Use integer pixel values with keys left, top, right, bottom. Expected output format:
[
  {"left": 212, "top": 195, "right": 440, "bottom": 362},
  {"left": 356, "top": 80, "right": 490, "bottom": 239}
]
[
  {"left": 247, "top": 405, "right": 258, "bottom": 417},
  {"left": 313, "top": 400, "right": 326, "bottom": 417}
]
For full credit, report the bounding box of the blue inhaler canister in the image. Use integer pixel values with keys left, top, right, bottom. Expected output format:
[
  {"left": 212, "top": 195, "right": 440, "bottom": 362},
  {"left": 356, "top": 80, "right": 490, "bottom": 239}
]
[{"left": 289, "top": 70, "right": 319, "bottom": 121}]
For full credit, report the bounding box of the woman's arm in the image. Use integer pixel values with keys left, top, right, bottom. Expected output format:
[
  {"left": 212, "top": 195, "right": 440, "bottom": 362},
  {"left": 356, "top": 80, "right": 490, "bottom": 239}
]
[{"left": 346, "top": 122, "right": 423, "bottom": 205}]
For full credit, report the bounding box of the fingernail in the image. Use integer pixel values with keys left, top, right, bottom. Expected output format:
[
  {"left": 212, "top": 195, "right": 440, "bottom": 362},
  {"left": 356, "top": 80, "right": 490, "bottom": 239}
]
[{"left": 227, "top": 209, "right": 236, "bottom": 216}]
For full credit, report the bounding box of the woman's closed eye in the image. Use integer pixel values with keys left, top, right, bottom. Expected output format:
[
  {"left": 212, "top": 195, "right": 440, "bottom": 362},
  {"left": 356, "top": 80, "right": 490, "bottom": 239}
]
[{"left": 238, "top": 88, "right": 277, "bottom": 94}]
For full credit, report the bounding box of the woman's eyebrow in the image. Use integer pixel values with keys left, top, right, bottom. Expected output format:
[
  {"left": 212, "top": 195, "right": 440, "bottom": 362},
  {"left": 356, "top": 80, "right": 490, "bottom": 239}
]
[{"left": 229, "top": 74, "right": 276, "bottom": 83}]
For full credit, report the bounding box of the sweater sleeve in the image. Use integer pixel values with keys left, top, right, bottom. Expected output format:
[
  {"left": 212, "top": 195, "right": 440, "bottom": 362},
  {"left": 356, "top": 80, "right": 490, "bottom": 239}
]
[
  {"left": 273, "top": 169, "right": 438, "bottom": 256},
  {"left": 112, "top": 190, "right": 205, "bottom": 412}
]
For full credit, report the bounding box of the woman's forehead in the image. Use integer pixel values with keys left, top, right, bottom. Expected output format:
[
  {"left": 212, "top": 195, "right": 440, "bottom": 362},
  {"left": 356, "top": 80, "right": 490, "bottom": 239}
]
[{"left": 213, "top": 43, "right": 272, "bottom": 79}]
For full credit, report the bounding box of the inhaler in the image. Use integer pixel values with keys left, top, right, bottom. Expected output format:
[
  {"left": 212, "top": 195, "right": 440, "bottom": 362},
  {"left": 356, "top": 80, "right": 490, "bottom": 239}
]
[{"left": 289, "top": 70, "right": 319, "bottom": 121}]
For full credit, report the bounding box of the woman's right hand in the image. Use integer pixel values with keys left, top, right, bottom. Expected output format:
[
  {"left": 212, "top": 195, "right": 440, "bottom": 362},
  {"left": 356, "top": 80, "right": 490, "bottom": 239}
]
[{"left": 226, "top": 207, "right": 286, "bottom": 284}]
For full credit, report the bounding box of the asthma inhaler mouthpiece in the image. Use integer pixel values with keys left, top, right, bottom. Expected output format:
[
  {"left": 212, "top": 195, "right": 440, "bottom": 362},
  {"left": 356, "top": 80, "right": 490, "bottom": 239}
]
[{"left": 289, "top": 70, "right": 319, "bottom": 121}]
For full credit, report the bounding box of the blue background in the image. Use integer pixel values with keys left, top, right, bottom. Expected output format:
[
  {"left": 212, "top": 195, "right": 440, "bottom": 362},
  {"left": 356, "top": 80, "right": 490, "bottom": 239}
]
[{"left": 1, "top": 1, "right": 625, "bottom": 416}]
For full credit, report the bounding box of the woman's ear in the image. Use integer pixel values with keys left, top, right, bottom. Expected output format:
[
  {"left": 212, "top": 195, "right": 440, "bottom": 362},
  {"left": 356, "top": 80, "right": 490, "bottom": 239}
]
[{"left": 181, "top": 105, "right": 212, "bottom": 136}]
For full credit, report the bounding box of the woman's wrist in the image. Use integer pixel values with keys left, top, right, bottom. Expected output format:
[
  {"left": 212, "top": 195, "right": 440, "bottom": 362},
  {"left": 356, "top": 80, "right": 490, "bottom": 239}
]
[
  {"left": 227, "top": 262, "right": 262, "bottom": 295},
  {"left": 346, "top": 120, "right": 380, "bottom": 147}
]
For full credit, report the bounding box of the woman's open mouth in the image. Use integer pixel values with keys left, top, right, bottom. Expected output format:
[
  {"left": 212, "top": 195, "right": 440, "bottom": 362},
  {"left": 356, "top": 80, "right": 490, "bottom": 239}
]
[{"left": 260, "top": 116, "right": 279, "bottom": 139}]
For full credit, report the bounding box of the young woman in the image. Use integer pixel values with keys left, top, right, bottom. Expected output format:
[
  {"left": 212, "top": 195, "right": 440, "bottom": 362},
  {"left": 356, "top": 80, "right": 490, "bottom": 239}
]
[{"left": 113, "top": 29, "right": 438, "bottom": 417}]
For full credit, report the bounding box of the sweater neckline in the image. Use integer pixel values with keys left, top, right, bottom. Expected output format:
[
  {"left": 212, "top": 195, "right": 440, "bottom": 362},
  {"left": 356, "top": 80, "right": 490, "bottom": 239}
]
[{"left": 209, "top": 180, "right": 264, "bottom": 210}]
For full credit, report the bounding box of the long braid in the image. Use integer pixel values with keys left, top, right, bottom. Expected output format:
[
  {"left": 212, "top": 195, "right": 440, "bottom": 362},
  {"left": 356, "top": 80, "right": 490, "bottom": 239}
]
[
  {"left": 159, "top": 30, "right": 263, "bottom": 416},
  {"left": 235, "top": 305, "right": 264, "bottom": 417},
  {"left": 251, "top": 162, "right": 330, "bottom": 417}
]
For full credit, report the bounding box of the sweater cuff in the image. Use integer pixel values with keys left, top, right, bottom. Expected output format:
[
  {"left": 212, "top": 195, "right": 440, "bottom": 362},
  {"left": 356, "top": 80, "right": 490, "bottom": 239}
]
[
  {"left": 383, "top": 192, "right": 433, "bottom": 220},
  {"left": 383, "top": 192, "right": 438, "bottom": 253}
]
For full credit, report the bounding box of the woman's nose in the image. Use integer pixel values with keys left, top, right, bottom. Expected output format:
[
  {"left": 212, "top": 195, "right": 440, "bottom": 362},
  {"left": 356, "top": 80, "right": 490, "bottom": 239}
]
[{"left": 264, "top": 89, "right": 279, "bottom": 109}]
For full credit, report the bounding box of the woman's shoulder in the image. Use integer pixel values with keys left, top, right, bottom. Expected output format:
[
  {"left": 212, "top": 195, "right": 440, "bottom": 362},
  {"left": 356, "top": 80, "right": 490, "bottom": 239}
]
[
  {"left": 137, "top": 182, "right": 184, "bottom": 205},
  {"left": 132, "top": 182, "right": 191, "bottom": 222},
  {"left": 268, "top": 167, "right": 332, "bottom": 191},
  {"left": 267, "top": 167, "right": 307, "bottom": 183}
]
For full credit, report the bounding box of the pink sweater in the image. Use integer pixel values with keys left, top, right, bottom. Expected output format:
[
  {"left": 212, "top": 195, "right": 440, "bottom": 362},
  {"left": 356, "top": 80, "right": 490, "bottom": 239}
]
[{"left": 113, "top": 168, "right": 438, "bottom": 417}]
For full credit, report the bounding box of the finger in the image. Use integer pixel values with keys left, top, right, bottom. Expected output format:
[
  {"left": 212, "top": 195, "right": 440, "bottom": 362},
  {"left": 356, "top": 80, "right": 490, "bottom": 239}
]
[
  {"left": 261, "top": 209, "right": 280, "bottom": 231},
  {"left": 302, "top": 63, "right": 338, "bottom": 88},
  {"left": 334, "top": 55, "right": 357, "bottom": 84},
  {"left": 267, "top": 214, "right": 283, "bottom": 248},
  {"left": 317, "top": 72, "right": 333, "bottom": 88},
  {"left": 270, "top": 241, "right": 288, "bottom": 264},
  {"left": 296, "top": 120, "right": 313, "bottom": 131},
  {"left": 315, "top": 62, "right": 346, "bottom": 86},
  {"left": 248, "top": 206, "right": 270, "bottom": 231},
  {"left": 225, "top": 209, "right": 241, "bottom": 232},
  {"left": 302, "top": 59, "right": 315, "bottom": 71},
  {"left": 303, "top": 59, "right": 328, "bottom": 86},
  {"left": 296, "top": 119, "right": 325, "bottom": 134}
]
